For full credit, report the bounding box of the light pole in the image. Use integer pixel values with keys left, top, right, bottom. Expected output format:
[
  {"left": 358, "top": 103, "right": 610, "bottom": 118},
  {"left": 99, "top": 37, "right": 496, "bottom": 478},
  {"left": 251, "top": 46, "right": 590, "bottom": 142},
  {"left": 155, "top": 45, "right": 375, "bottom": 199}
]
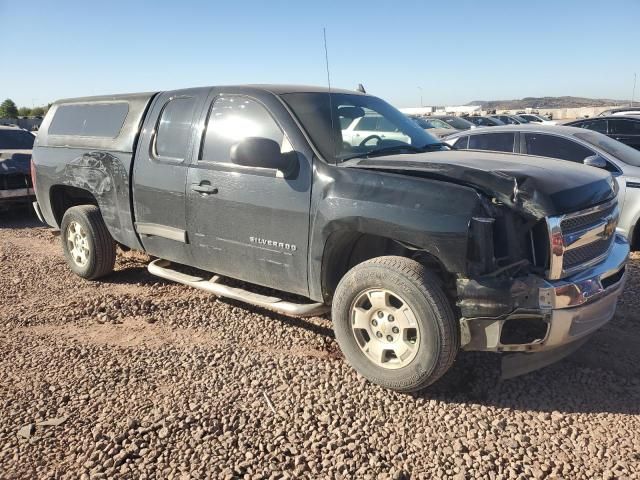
[
  {"left": 632, "top": 73, "right": 637, "bottom": 106},
  {"left": 417, "top": 87, "right": 423, "bottom": 107}
]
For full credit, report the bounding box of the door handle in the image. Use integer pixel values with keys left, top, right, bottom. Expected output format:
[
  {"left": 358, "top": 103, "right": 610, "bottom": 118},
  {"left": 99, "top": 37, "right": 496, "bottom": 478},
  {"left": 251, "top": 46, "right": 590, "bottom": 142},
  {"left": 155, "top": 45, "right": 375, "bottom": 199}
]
[{"left": 191, "top": 183, "right": 218, "bottom": 194}]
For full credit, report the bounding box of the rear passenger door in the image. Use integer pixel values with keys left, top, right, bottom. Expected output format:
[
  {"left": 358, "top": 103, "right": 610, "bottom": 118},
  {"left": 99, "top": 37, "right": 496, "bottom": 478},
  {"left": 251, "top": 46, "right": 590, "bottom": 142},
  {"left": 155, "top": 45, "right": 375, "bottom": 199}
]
[
  {"left": 132, "top": 89, "right": 208, "bottom": 265},
  {"left": 609, "top": 119, "right": 640, "bottom": 150},
  {"left": 185, "top": 91, "right": 313, "bottom": 296}
]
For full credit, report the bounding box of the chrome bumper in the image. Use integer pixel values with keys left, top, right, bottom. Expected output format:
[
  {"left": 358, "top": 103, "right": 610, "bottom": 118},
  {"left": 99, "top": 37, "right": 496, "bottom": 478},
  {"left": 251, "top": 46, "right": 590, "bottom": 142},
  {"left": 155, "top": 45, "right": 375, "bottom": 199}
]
[
  {"left": 463, "top": 234, "right": 628, "bottom": 354},
  {"left": 539, "top": 234, "right": 628, "bottom": 310}
]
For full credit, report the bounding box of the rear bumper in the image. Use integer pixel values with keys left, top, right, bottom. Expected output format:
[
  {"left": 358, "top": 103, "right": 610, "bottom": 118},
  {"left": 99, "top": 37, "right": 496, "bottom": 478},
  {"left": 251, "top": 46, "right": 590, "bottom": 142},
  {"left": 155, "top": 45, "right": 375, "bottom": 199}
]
[
  {"left": 0, "top": 187, "right": 34, "bottom": 201},
  {"left": 463, "top": 234, "right": 628, "bottom": 354}
]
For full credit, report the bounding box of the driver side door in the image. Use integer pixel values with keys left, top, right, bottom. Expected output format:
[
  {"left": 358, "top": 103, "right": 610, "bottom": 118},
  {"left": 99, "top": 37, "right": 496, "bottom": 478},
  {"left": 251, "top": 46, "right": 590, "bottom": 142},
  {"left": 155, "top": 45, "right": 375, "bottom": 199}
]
[{"left": 185, "top": 91, "right": 313, "bottom": 296}]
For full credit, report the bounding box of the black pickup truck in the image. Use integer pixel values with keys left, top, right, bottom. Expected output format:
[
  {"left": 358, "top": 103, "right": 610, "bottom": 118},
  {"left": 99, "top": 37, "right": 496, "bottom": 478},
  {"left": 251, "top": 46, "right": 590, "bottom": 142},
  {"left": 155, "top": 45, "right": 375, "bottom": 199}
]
[{"left": 32, "top": 85, "right": 628, "bottom": 392}]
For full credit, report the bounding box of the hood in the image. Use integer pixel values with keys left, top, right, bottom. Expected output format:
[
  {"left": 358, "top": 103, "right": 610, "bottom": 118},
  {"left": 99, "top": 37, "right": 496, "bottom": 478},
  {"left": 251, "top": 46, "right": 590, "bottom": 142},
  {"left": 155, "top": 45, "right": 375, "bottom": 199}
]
[
  {"left": 0, "top": 149, "right": 32, "bottom": 176},
  {"left": 344, "top": 150, "right": 615, "bottom": 219}
]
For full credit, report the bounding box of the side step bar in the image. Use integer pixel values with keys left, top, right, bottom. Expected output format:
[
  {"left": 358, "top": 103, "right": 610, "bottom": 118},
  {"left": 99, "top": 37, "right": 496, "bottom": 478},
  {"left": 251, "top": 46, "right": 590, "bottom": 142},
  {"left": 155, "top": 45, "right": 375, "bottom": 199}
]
[{"left": 147, "top": 259, "right": 329, "bottom": 317}]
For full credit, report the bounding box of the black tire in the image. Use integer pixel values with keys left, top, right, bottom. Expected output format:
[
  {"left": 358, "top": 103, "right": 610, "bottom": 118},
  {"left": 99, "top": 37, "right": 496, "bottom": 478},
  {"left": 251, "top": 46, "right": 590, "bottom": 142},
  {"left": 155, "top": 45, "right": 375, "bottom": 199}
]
[
  {"left": 332, "top": 256, "right": 458, "bottom": 392},
  {"left": 60, "top": 205, "right": 116, "bottom": 280}
]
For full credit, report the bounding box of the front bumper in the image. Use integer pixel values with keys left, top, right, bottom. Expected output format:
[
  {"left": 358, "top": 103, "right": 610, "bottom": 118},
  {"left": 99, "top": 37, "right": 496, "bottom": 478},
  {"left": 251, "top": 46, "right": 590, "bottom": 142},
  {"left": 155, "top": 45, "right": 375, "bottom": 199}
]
[{"left": 462, "top": 234, "right": 628, "bottom": 354}]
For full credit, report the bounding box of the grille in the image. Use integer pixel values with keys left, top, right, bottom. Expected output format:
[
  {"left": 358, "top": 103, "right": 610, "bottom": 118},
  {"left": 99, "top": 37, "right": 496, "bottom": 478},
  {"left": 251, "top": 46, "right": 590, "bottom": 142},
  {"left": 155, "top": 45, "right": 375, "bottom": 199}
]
[
  {"left": 561, "top": 204, "right": 616, "bottom": 233},
  {"left": 0, "top": 173, "right": 31, "bottom": 190},
  {"left": 548, "top": 199, "right": 618, "bottom": 279},
  {"left": 563, "top": 238, "right": 612, "bottom": 270}
]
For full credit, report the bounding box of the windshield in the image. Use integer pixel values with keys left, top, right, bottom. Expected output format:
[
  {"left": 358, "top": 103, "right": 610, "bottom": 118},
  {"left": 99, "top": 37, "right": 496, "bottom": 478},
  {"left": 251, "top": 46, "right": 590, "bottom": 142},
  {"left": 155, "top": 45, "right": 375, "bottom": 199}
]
[
  {"left": 0, "top": 129, "right": 35, "bottom": 149},
  {"left": 574, "top": 131, "right": 640, "bottom": 167},
  {"left": 411, "top": 117, "right": 432, "bottom": 129},
  {"left": 281, "top": 92, "right": 443, "bottom": 162},
  {"left": 441, "top": 117, "right": 474, "bottom": 130}
]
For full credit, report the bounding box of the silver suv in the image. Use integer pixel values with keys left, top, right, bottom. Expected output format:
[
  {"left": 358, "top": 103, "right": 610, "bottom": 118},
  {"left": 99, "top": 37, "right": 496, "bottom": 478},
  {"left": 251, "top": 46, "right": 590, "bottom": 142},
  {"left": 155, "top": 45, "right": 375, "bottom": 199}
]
[{"left": 445, "top": 124, "right": 640, "bottom": 246}]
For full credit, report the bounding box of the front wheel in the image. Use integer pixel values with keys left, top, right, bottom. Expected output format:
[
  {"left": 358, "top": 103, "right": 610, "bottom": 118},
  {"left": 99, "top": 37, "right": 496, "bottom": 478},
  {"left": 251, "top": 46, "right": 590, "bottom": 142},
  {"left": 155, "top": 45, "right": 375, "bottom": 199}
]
[
  {"left": 332, "top": 256, "right": 458, "bottom": 392},
  {"left": 60, "top": 205, "right": 116, "bottom": 279}
]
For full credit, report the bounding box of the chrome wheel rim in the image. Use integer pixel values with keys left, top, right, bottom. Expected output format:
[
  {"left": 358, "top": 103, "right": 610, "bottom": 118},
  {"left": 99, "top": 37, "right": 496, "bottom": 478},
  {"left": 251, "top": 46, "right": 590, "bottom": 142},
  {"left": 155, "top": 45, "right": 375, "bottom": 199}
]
[
  {"left": 350, "top": 288, "right": 420, "bottom": 370},
  {"left": 66, "top": 221, "right": 90, "bottom": 267}
]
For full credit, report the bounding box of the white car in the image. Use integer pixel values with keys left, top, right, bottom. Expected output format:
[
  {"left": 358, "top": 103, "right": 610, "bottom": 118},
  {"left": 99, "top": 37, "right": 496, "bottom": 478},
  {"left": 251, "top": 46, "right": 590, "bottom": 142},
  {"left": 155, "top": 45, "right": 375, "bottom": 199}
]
[
  {"left": 341, "top": 114, "right": 410, "bottom": 146},
  {"left": 518, "top": 114, "right": 558, "bottom": 125}
]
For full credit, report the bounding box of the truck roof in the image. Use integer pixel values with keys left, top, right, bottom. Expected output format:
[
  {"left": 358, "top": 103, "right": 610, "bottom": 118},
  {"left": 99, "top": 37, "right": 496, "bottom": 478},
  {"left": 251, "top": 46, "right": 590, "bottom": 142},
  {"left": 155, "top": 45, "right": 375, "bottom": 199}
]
[{"left": 51, "top": 84, "right": 362, "bottom": 105}]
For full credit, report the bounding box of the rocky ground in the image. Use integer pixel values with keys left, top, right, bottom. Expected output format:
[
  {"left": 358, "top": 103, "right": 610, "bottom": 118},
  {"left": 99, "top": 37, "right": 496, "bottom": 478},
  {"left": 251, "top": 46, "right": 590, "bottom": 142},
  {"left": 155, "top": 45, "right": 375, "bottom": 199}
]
[{"left": 0, "top": 209, "right": 639, "bottom": 479}]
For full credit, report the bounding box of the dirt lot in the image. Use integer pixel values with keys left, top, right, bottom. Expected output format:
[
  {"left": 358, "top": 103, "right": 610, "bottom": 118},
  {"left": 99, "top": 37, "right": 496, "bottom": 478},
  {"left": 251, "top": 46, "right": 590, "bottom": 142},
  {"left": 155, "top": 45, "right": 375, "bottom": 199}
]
[{"left": 1, "top": 210, "right": 639, "bottom": 480}]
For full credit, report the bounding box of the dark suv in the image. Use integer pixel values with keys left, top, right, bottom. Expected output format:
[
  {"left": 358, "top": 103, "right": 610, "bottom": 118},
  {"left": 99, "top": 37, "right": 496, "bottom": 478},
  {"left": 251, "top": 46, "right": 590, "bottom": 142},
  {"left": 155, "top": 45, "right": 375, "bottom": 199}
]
[{"left": 567, "top": 116, "right": 640, "bottom": 150}]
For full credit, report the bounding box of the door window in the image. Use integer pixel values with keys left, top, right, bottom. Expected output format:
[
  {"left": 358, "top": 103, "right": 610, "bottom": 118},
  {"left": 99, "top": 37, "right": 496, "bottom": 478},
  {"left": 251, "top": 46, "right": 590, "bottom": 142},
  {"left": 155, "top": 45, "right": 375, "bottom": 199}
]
[
  {"left": 609, "top": 119, "right": 640, "bottom": 135},
  {"left": 575, "top": 119, "right": 607, "bottom": 134},
  {"left": 155, "top": 97, "right": 197, "bottom": 159},
  {"left": 201, "top": 96, "right": 285, "bottom": 163},
  {"left": 524, "top": 133, "right": 594, "bottom": 162},
  {"left": 468, "top": 133, "right": 515, "bottom": 152},
  {"left": 453, "top": 136, "right": 468, "bottom": 149}
]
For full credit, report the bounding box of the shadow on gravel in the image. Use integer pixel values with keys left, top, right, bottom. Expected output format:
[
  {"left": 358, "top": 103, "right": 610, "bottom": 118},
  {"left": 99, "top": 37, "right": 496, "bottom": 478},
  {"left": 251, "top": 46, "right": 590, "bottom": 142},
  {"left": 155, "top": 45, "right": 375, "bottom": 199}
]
[
  {"left": 104, "top": 265, "right": 168, "bottom": 287},
  {"left": 419, "top": 340, "right": 640, "bottom": 416},
  {"left": 0, "top": 205, "right": 43, "bottom": 229}
]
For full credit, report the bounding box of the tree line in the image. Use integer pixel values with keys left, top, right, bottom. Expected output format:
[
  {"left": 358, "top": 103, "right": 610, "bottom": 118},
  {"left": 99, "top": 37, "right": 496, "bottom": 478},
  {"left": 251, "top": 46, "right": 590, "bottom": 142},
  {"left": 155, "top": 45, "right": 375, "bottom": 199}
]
[{"left": 0, "top": 98, "right": 50, "bottom": 118}]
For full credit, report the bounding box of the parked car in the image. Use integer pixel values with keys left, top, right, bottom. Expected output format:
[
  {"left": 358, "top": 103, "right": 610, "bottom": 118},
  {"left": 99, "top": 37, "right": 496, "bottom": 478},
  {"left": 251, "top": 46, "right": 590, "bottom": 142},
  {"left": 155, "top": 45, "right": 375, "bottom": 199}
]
[
  {"left": 566, "top": 116, "right": 640, "bottom": 151},
  {"left": 490, "top": 114, "right": 531, "bottom": 125},
  {"left": 518, "top": 114, "right": 557, "bottom": 125},
  {"left": 341, "top": 114, "right": 410, "bottom": 146},
  {"left": 0, "top": 125, "right": 35, "bottom": 208},
  {"left": 464, "top": 116, "right": 505, "bottom": 127},
  {"left": 409, "top": 116, "right": 459, "bottom": 138},
  {"left": 445, "top": 124, "right": 640, "bottom": 245},
  {"left": 598, "top": 107, "right": 640, "bottom": 117},
  {"left": 32, "top": 85, "right": 627, "bottom": 391},
  {"left": 429, "top": 115, "right": 476, "bottom": 130}
]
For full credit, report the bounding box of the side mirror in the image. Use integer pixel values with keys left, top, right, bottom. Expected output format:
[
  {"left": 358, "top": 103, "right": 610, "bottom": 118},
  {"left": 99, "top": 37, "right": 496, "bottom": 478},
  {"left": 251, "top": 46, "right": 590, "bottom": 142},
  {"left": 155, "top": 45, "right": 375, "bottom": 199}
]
[
  {"left": 583, "top": 155, "right": 607, "bottom": 169},
  {"left": 230, "top": 137, "right": 295, "bottom": 174}
]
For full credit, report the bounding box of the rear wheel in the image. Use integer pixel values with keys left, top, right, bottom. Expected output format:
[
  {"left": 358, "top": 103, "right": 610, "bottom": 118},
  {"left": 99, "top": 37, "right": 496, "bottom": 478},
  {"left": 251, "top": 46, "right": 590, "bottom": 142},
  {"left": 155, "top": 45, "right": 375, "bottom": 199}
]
[
  {"left": 60, "top": 205, "right": 116, "bottom": 279},
  {"left": 332, "top": 256, "right": 458, "bottom": 392}
]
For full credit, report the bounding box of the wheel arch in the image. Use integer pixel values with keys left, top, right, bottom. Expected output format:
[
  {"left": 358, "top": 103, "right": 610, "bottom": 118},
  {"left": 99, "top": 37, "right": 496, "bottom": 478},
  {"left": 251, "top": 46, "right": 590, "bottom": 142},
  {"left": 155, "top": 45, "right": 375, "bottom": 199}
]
[{"left": 319, "top": 229, "right": 456, "bottom": 304}]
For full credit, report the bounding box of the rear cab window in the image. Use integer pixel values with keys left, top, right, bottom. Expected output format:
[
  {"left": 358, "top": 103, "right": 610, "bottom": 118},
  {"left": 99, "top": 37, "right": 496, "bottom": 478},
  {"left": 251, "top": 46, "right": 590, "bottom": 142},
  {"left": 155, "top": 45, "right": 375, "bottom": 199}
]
[
  {"left": 49, "top": 103, "right": 129, "bottom": 137},
  {"left": 154, "top": 97, "right": 198, "bottom": 160}
]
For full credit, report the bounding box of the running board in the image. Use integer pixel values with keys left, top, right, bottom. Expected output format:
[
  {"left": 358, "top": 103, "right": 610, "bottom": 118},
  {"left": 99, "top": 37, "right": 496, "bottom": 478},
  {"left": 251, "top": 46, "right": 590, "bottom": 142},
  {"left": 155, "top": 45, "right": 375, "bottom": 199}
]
[{"left": 147, "top": 259, "right": 329, "bottom": 317}]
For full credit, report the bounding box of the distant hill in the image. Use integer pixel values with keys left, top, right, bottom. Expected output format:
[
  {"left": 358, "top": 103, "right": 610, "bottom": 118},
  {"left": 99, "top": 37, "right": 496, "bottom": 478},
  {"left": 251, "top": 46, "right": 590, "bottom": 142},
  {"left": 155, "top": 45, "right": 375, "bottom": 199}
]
[{"left": 467, "top": 96, "right": 628, "bottom": 110}]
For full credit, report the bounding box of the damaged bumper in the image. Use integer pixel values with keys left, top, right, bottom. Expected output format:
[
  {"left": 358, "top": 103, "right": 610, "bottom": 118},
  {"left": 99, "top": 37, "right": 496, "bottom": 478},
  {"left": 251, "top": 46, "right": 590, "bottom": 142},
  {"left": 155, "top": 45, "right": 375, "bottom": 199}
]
[{"left": 461, "top": 234, "right": 628, "bottom": 374}]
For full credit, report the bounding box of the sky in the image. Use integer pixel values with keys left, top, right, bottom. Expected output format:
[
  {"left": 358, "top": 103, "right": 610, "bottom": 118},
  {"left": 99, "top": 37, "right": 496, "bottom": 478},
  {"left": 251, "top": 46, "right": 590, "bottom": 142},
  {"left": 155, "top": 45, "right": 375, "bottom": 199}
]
[{"left": 1, "top": 0, "right": 639, "bottom": 109}]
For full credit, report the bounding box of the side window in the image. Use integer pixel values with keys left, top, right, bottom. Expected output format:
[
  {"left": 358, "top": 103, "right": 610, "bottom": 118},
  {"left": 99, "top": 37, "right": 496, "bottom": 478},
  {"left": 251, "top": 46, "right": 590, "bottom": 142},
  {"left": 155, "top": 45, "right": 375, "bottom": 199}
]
[
  {"left": 377, "top": 117, "right": 398, "bottom": 132},
  {"left": 355, "top": 116, "right": 378, "bottom": 131},
  {"left": 155, "top": 97, "right": 197, "bottom": 159},
  {"left": 610, "top": 119, "right": 640, "bottom": 135},
  {"left": 524, "top": 134, "right": 594, "bottom": 162},
  {"left": 453, "top": 136, "right": 468, "bottom": 149},
  {"left": 468, "top": 133, "right": 515, "bottom": 152},
  {"left": 578, "top": 119, "right": 607, "bottom": 133},
  {"left": 201, "top": 96, "right": 285, "bottom": 164}
]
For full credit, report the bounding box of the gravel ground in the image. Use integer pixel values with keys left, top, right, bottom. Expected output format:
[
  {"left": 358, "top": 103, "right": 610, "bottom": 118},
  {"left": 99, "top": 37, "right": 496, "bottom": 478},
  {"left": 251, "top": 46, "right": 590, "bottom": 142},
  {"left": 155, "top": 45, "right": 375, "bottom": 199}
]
[{"left": 1, "top": 209, "right": 639, "bottom": 479}]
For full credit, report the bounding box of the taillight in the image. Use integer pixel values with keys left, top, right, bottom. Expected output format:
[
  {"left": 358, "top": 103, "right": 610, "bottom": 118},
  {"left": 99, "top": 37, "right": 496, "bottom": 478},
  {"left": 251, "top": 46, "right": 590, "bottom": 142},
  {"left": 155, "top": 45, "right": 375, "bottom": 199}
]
[{"left": 30, "top": 158, "right": 36, "bottom": 190}]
